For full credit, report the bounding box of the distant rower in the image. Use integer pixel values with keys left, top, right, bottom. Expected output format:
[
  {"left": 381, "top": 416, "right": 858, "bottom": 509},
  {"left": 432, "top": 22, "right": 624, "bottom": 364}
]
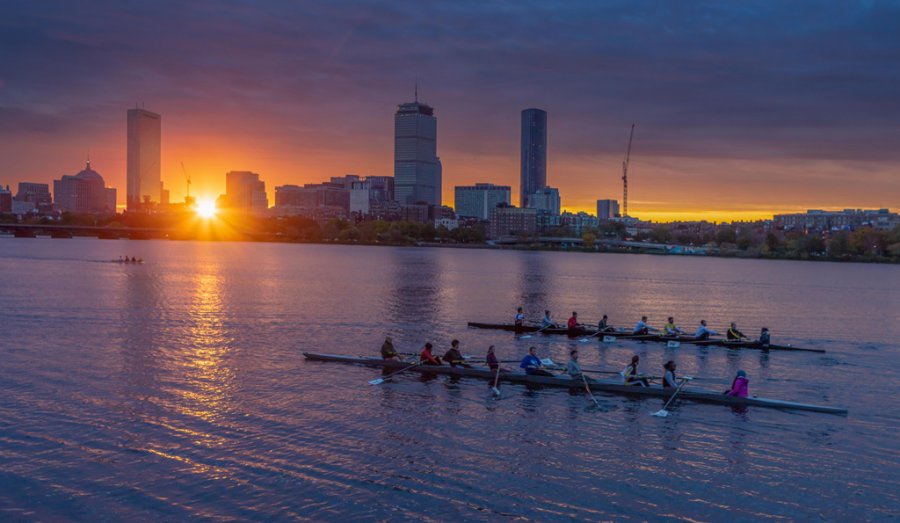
[
  {"left": 443, "top": 339, "right": 470, "bottom": 368},
  {"left": 514, "top": 307, "right": 525, "bottom": 327},
  {"left": 541, "top": 310, "right": 557, "bottom": 329},
  {"left": 565, "top": 349, "right": 584, "bottom": 380},
  {"left": 567, "top": 311, "right": 582, "bottom": 332},
  {"left": 520, "top": 346, "right": 554, "bottom": 377},
  {"left": 758, "top": 327, "right": 771, "bottom": 346},
  {"left": 420, "top": 342, "right": 442, "bottom": 365},
  {"left": 663, "top": 317, "right": 684, "bottom": 336},
  {"left": 724, "top": 370, "right": 749, "bottom": 397},
  {"left": 485, "top": 345, "right": 500, "bottom": 371},
  {"left": 381, "top": 336, "right": 401, "bottom": 361},
  {"left": 694, "top": 320, "right": 718, "bottom": 340},
  {"left": 727, "top": 323, "right": 748, "bottom": 341},
  {"left": 633, "top": 316, "right": 660, "bottom": 335},
  {"left": 662, "top": 360, "right": 678, "bottom": 388},
  {"left": 597, "top": 314, "right": 614, "bottom": 333},
  {"left": 622, "top": 355, "right": 649, "bottom": 386}
]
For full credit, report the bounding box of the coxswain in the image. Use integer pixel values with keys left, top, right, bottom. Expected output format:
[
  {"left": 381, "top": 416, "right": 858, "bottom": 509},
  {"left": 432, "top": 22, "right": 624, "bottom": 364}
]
[
  {"left": 663, "top": 317, "right": 684, "bottom": 336},
  {"left": 514, "top": 307, "right": 526, "bottom": 327},
  {"left": 724, "top": 370, "right": 749, "bottom": 397},
  {"left": 597, "top": 314, "right": 614, "bottom": 333},
  {"left": 485, "top": 345, "right": 500, "bottom": 371},
  {"left": 727, "top": 322, "right": 748, "bottom": 341},
  {"left": 443, "top": 339, "right": 470, "bottom": 368},
  {"left": 520, "top": 346, "right": 554, "bottom": 377},
  {"left": 420, "top": 342, "right": 442, "bottom": 365},
  {"left": 622, "top": 355, "right": 649, "bottom": 386},
  {"left": 380, "top": 336, "right": 401, "bottom": 361},
  {"left": 565, "top": 349, "right": 584, "bottom": 380},
  {"left": 567, "top": 311, "right": 581, "bottom": 332},
  {"left": 662, "top": 360, "right": 678, "bottom": 388},
  {"left": 541, "top": 310, "right": 557, "bottom": 329},
  {"left": 694, "top": 320, "right": 718, "bottom": 340},
  {"left": 758, "top": 327, "right": 771, "bottom": 346},
  {"left": 633, "top": 316, "right": 659, "bottom": 335}
]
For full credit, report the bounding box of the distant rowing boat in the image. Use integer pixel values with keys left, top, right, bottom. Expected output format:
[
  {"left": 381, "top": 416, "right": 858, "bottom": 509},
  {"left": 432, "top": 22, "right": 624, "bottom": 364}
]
[
  {"left": 465, "top": 322, "right": 825, "bottom": 353},
  {"left": 303, "top": 353, "right": 847, "bottom": 415}
]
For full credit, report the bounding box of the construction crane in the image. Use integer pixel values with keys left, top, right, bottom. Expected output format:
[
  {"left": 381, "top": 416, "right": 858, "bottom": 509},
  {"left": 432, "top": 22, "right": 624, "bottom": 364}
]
[
  {"left": 181, "top": 162, "right": 195, "bottom": 206},
  {"left": 622, "top": 124, "right": 635, "bottom": 218}
]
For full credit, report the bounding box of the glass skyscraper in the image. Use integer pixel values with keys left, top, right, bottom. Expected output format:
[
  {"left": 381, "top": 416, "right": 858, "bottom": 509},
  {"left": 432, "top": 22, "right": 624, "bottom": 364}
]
[
  {"left": 520, "top": 108, "right": 547, "bottom": 208},
  {"left": 126, "top": 108, "right": 161, "bottom": 210},
  {"left": 394, "top": 100, "right": 439, "bottom": 206}
]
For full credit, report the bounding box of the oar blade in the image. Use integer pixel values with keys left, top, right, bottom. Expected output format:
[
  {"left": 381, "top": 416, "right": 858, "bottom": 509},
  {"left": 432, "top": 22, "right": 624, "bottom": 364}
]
[
  {"left": 517, "top": 334, "right": 532, "bottom": 340},
  {"left": 368, "top": 378, "right": 385, "bottom": 385},
  {"left": 492, "top": 387, "right": 501, "bottom": 397},
  {"left": 602, "top": 335, "right": 616, "bottom": 343},
  {"left": 667, "top": 341, "right": 681, "bottom": 349},
  {"left": 651, "top": 409, "right": 669, "bottom": 417}
]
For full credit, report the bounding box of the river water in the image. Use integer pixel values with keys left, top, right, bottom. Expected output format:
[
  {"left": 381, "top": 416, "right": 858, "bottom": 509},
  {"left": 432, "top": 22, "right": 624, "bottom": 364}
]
[{"left": 0, "top": 238, "right": 897, "bottom": 521}]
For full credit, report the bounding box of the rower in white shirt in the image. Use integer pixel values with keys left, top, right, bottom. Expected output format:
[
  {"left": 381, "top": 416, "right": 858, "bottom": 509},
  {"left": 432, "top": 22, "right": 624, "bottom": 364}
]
[
  {"left": 694, "top": 320, "right": 718, "bottom": 340},
  {"left": 633, "top": 316, "right": 660, "bottom": 335}
]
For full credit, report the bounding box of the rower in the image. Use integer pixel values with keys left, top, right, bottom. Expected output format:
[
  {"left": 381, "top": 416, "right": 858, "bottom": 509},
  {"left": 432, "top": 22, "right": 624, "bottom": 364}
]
[
  {"left": 520, "top": 346, "right": 554, "bottom": 377},
  {"left": 443, "top": 339, "right": 471, "bottom": 368},
  {"left": 663, "top": 317, "right": 684, "bottom": 336},
  {"left": 694, "top": 320, "right": 718, "bottom": 340},
  {"left": 724, "top": 370, "right": 749, "bottom": 397},
  {"left": 633, "top": 316, "right": 660, "bottom": 335},
  {"left": 622, "top": 355, "right": 649, "bottom": 386},
  {"left": 662, "top": 360, "right": 678, "bottom": 388},
  {"left": 541, "top": 310, "right": 557, "bottom": 329},
  {"left": 758, "top": 327, "right": 771, "bottom": 346},
  {"left": 485, "top": 345, "right": 500, "bottom": 371},
  {"left": 514, "top": 307, "right": 526, "bottom": 327},
  {"left": 565, "top": 349, "right": 584, "bottom": 380},
  {"left": 420, "top": 342, "right": 442, "bottom": 365},
  {"left": 567, "top": 311, "right": 581, "bottom": 332},
  {"left": 380, "top": 336, "right": 401, "bottom": 361},
  {"left": 727, "top": 322, "right": 748, "bottom": 341},
  {"left": 597, "top": 314, "right": 614, "bottom": 333}
]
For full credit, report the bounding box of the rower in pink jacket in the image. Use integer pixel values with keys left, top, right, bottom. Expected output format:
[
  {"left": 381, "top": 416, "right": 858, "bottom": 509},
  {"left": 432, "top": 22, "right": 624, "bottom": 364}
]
[{"left": 725, "top": 370, "right": 749, "bottom": 397}]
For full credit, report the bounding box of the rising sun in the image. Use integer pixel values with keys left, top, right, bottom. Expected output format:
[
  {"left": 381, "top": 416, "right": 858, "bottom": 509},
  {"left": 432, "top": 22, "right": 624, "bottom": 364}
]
[{"left": 196, "top": 199, "right": 217, "bottom": 219}]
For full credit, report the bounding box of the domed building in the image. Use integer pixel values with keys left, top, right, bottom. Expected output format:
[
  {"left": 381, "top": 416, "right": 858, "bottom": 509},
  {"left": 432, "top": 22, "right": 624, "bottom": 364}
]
[{"left": 53, "top": 160, "right": 117, "bottom": 214}]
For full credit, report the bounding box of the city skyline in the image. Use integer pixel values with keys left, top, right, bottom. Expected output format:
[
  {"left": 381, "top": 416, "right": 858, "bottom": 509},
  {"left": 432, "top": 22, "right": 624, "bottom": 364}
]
[{"left": 1, "top": 1, "right": 899, "bottom": 222}]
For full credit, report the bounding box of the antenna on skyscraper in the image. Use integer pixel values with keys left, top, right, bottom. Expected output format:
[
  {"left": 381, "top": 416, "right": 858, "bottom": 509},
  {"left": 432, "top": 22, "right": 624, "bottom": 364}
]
[
  {"left": 622, "top": 123, "right": 635, "bottom": 218},
  {"left": 414, "top": 78, "right": 418, "bottom": 102}
]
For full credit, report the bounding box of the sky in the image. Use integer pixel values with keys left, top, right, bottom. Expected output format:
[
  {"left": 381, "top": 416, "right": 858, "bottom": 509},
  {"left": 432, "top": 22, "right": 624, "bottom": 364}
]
[{"left": 1, "top": 0, "right": 899, "bottom": 222}]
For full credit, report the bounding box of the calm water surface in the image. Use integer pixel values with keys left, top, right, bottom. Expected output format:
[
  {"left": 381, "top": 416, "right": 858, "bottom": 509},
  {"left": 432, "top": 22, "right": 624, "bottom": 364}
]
[{"left": 0, "top": 238, "right": 898, "bottom": 522}]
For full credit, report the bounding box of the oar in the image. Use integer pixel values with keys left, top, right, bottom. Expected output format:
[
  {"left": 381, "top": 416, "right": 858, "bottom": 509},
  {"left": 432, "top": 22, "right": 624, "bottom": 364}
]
[
  {"left": 516, "top": 324, "right": 554, "bottom": 340},
  {"left": 652, "top": 377, "right": 692, "bottom": 417},
  {"left": 491, "top": 367, "right": 501, "bottom": 396},
  {"left": 578, "top": 330, "right": 604, "bottom": 343},
  {"left": 581, "top": 373, "right": 601, "bottom": 408},
  {"left": 369, "top": 362, "right": 419, "bottom": 385}
]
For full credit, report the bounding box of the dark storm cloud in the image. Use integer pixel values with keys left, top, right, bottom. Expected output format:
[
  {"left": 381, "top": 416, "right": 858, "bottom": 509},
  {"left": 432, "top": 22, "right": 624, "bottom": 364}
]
[{"left": 1, "top": 0, "right": 899, "bottom": 161}]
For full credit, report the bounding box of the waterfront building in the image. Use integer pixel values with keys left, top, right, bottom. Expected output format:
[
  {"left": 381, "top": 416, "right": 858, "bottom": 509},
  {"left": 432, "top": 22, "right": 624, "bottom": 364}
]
[
  {"left": 0, "top": 185, "right": 11, "bottom": 213},
  {"left": 274, "top": 175, "right": 395, "bottom": 219},
  {"left": 15, "top": 182, "right": 52, "bottom": 212},
  {"left": 126, "top": 108, "right": 161, "bottom": 210},
  {"left": 394, "top": 97, "right": 440, "bottom": 205},
  {"left": 527, "top": 187, "right": 561, "bottom": 216},
  {"left": 597, "top": 199, "right": 620, "bottom": 220},
  {"left": 53, "top": 160, "right": 117, "bottom": 214},
  {"left": 489, "top": 205, "right": 538, "bottom": 239},
  {"left": 454, "top": 183, "right": 511, "bottom": 220},
  {"left": 223, "top": 171, "right": 268, "bottom": 215},
  {"left": 561, "top": 211, "right": 600, "bottom": 236},
  {"left": 520, "top": 108, "right": 547, "bottom": 207},
  {"left": 774, "top": 209, "right": 899, "bottom": 231}
]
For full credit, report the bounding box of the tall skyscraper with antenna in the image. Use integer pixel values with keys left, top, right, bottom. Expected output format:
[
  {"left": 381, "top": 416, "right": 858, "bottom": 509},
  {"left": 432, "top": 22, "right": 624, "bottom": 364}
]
[
  {"left": 520, "top": 108, "right": 547, "bottom": 208},
  {"left": 127, "top": 107, "right": 161, "bottom": 211},
  {"left": 393, "top": 87, "right": 440, "bottom": 206}
]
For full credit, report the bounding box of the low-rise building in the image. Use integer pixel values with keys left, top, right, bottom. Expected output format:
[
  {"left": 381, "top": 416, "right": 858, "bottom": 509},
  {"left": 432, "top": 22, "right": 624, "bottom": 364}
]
[
  {"left": 489, "top": 206, "right": 537, "bottom": 239},
  {"left": 775, "top": 209, "right": 899, "bottom": 231},
  {"left": 454, "top": 183, "right": 511, "bottom": 220},
  {"left": 53, "top": 161, "right": 117, "bottom": 215},
  {"left": 597, "top": 199, "right": 620, "bottom": 220}
]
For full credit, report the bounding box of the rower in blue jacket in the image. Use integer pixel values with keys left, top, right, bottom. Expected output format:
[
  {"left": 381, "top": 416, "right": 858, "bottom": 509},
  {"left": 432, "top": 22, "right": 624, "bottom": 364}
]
[{"left": 520, "top": 347, "right": 554, "bottom": 377}]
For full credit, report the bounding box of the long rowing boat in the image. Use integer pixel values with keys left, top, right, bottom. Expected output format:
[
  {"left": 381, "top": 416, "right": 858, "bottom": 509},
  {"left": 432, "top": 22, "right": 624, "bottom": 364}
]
[
  {"left": 465, "top": 322, "right": 824, "bottom": 353},
  {"left": 303, "top": 353, "right": 847, "bottom": 415}
]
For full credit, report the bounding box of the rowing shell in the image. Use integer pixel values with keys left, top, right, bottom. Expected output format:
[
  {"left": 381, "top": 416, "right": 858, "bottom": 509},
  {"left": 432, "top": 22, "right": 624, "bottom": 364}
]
[
  {"left": 466, "top": 322, "right": 824, "bottom": 353},
  {"left": 303, "top": 353, "right": 847, "bottom": 415}
]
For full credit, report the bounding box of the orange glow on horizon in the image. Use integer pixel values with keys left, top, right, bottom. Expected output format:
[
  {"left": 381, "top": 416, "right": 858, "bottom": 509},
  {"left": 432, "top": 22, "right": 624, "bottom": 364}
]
[{"left": 195, "top": 198, "right": 217, "bottom": 219}]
